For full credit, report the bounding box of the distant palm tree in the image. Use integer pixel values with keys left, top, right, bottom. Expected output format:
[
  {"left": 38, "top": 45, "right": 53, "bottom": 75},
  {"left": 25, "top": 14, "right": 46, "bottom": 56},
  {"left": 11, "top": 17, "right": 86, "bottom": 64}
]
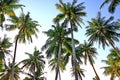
[
  {"left": 85, "top": 12, "right": 120, "bottom": 57},
  {"left": 100, "top": 0, "right": 120, "bottom": 13},
  {"left": 101, "top": 49, "right": 120, "bottom": 80},
  {"left": 53, "top": 0, "right": 86, "bottom": 80},
  {"left": 0, "top": 0, "right": 24, "bottom": 28},
  {"left": 77, "top": 41, "right": 100, "bottom": 80},
  {"left": 0, "top": 61, "right": 22, "bottom": 80},
  {"left": 19, "top": 47, "right": 45, "bottom": 80},
  {"left": 0, "top": 36, "right": 12, "bottom": 71},
  {"left": 6, "top": 11, "right": 39, "bottom": 80}
]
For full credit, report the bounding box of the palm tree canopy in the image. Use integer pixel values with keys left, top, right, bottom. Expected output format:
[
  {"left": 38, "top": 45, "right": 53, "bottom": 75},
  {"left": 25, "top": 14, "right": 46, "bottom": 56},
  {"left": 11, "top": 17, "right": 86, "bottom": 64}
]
[
  {"left": 0, "top": 61, "right": 22, "bottom": 80},
  {"left": 0, "top": 36, "right": 12, "bottom": 59},
  {"left": 101, "top": 48, "right": 120, "bottom": 78},
  {"left": 6, "top": 11, "right": 39, "bottom": 43},
  {"left": 77, "top": 40, "right": 98, "bottom": 65},
  {"left": 100, "top": 0, "right": 120, "bottom": 13},
  {"left": 53, "top": 0, "right": 86, "bottom": 31},
  {"left": 19, "top": 47, "right": 45, "bottom": 74},
  {"left": 0, "top": 0, "right": 24, "bottom": 28},
  {"left": 86, "top": 12, "right": 120, "bottom": 49},
  {"left": 42, "top": 23, "right": 79, "bottom": 59}
]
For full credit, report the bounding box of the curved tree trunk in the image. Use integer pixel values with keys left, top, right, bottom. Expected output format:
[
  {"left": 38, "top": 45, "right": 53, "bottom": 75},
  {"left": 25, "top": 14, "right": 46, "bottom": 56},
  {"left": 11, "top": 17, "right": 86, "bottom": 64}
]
[
  {"left": 71, "top": 25, "right": 78, "bottom": 80},
  {"left": 55, "top": 44, "right": 62, "bottom": 80},
  {"left": 11, "top": 35, "right": 19, "bottom": 80},
  {"left": 103, "top": 32, "right": 120, "bottom": 57},
  {"left": 88, "top": 55, "right": 100, "bottom": 80}
]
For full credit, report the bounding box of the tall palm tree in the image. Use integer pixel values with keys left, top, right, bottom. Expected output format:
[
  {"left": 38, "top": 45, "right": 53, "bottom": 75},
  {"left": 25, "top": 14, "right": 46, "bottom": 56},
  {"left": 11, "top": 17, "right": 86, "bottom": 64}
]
[
  {"left": 101, "top": 49, "right": 120, "bottom": 80},
  {"left": 19, "top": 47, "right": 45, "bottom": 80},
  {"left": 100, "top": 0, "right": 120, "bottom": 13},
  {"left": 0, "top": 0, "right": 24, "bottom": 28},
  {"left": 42, "top": 22, "right": 75, "bottom": 80},
  {"left": 0, "top": 61, "right": 22, "bottom": 80},
  {"left": 77, "top": 41, "right": 100, "bottom": 80},
  {"left": 0, "top": 35, "right": 12, "bottom": 71},
  {"left": 6, "top": 11, "right": 39, "bottom": 80},
  {"left": 53, "top": 0, "right": 86, "bottom": 80},
  {"left": 85, "top": 12, "right": 120, "bottom": 57}
]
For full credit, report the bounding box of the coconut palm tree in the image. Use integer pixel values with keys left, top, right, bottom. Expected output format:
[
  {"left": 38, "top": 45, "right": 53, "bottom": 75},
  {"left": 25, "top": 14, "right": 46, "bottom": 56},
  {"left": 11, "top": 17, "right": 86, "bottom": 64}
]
[
  {"left": 77, "top": 41, "right": 100, "bottom": 80},
  {"left": 18, "top": 47, "right": 45, "bottom": 80},
  {"left": 0, "top": 0, "right": 24, "bottom": 28},
  {"left": 42, "top": 22, "right": 75, "bottom": 80},
  {"left": 53, "top": 0, "right": 86, "bottom": 80},
  {"left": 0, "top": 35, "right": 12, "bottom": 71},
  {"left": 6, "top": 11, "right": 39, "bottom": 80},
  {"left": 100, "top": 0, "right": 120, "bottom": 13},
  {"left": 0, "top": 61, "right": 22, "bottom": 80},
  {"left": 85, "top": 12, "right": 120, "bottom": 57},
  {"left": 101, "top": 48, "right": 120, "bottom": 80}
]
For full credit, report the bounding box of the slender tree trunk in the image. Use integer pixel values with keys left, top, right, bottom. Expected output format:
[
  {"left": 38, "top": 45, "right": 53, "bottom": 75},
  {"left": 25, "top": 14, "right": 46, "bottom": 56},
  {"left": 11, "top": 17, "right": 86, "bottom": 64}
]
[
  {"left": 71, "top": 25, "right": 78, "bottom": 80},
  {"left": 33, "top": 64, "right": 36, "bottom": 80},
  {"left": 59, "top": 68, "right": 61, "bottom": 80},
  {"left": 11, "top": 35, "right": 19, "bottom": 80},
  {"left": 55, "top": 44, "right": 62, "bottom": 80},
  {"left": 88, "top": 55, "right": 100, "bottom": 80},
  {"left": 102, "top": 32, "right": 120, "bottom": 57}
]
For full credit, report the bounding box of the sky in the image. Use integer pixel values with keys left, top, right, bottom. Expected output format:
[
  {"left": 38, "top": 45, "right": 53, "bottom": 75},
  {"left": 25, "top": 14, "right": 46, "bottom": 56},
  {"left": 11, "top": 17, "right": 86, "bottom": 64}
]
[{"left": 1, "top": 0, "right": 120, "bottom": 80}]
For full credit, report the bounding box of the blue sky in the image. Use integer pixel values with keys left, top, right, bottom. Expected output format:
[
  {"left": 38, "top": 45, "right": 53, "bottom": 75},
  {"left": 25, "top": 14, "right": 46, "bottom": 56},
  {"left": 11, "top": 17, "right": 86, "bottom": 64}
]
[{"left": 6, "top": 0, "right": 119, "bottom": 80}]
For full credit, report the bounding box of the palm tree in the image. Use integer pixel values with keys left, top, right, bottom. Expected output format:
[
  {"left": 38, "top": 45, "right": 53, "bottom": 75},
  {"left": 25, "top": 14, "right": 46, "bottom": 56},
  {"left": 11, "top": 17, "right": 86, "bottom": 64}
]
[
  {"left": 6, "top": 11, "right": 39, "bottom": 80},
  {"left": 19, "top": 47, "right": 45, "bottom": 80},
  {"left": 85, "top": 12, "right": 120, "bottom": 57},
  {"left": 0, "top": 0, "right": 24, "bottom": 28},
  {"left": 0, "top": 35, "right": 12, "bottom": 71},
  {"left": 100, "top": 0, "right": 120, "bottom": 13},
  {"left": 101, "top": 49, "right": 120, "bottom": 80},
  {"left": 0, "top": 61, "right": 22, "bottom": 80},
  {"left": 77, "top": 41, "right": 100, "bottom": 80},
  {"left": 53, "top": 0, "right": 86, "bottom": 80},
  {"left": 42, "top": 22, "right": 75, "bottom": 80}
]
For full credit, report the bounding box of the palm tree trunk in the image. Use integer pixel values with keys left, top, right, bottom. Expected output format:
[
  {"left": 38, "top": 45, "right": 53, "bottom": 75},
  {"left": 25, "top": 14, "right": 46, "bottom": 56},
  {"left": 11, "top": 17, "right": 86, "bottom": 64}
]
[
  {"left": 103, "top": 32, "right": 120, "bottom": 57},
  {"left": 70, "top": 24, "right": 78, "bottom": 80},
  {"left": 55, "top": 44, "right": 62, "bottom": 80},
  {"left": 11, "top": 35, "right": 19, "bottom": 80},
  {"left": 59, "top": 69, "right": 61, "bottom": 80},
  {"left": 88, "top": 55, "right": 100, "bottom": 80}
]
